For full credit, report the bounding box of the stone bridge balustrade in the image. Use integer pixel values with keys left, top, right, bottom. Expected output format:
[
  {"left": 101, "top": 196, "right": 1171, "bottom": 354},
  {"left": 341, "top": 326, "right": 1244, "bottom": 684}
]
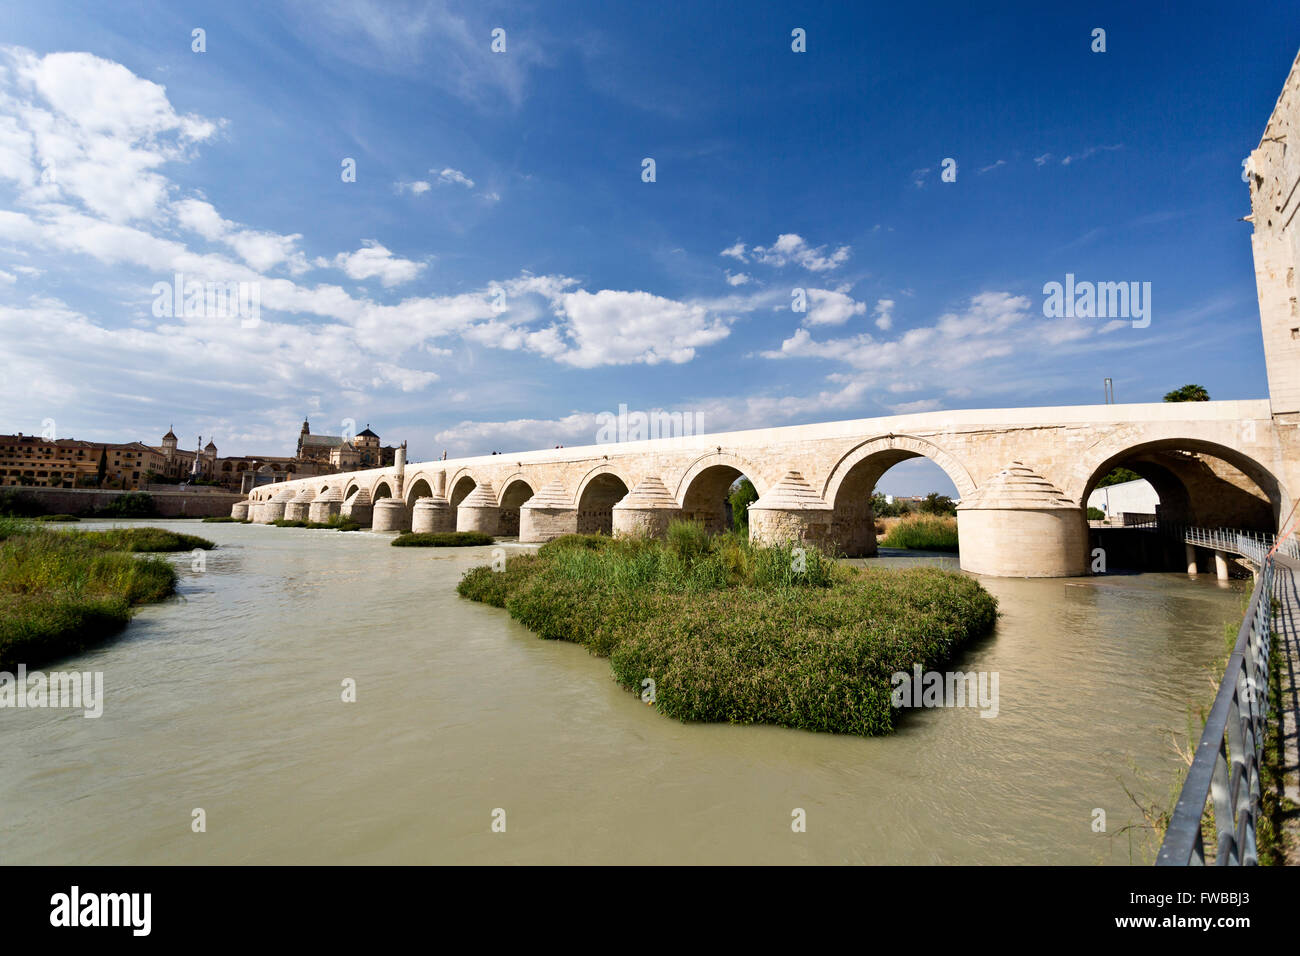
[
  {"left": 519, "top": 480, "right": 577, "bottom": 543},
  {"left": 457, "top": 481, "right": 499, "bottom": 534}
]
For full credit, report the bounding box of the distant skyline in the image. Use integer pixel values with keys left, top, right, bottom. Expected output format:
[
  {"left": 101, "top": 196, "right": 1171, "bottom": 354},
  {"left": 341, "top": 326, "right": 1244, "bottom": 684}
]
[{"left": 0, "top": 1, "right": 1296, "bottom": 494}]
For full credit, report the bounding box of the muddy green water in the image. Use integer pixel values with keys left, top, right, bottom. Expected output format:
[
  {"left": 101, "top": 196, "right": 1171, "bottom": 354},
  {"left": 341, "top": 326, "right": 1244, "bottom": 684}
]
[{"left": 0, "top": 520, "right": 1249, "bottom": 864}]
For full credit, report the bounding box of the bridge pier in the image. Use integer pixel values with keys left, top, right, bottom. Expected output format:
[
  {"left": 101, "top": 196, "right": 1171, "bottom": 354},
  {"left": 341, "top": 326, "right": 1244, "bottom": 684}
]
[
  {"left": 1186, "top": 543, "right": 1198, "bottom": 575},
  {"left": 308, "top": 487, "right": 343, "bottom": 524},
  {"left": 342, "top": 489, "right": 373, "bottom": 527},
  {"left": 519, "top": 481, "right": 577, "bottom": 543},
  {"left": 956, "top": 462, "right": 1087, "bottom": 577},
  {"left": 747, "top": 471, "right": 834, "bottom": 551},
  {"left": 612, "top": 477, "right": 682, "bottom": 538},
  {"left": 231, "top": 500, "right": 250, "bottom": 520},
  {"left": 412, "top": 495, "right": 454, "bottom": 533},
  {"left": 373, "top": 498, "right": 412, "bottom": 532},
  {"left": 1213, "top": 549, "right": 1230, "bottom": 581},
  {"left": 457, "top": 481, "right": 499, "bottom": 534},
  {"left": 285, "top": 489, "right": 313, "bottom": 522},
  {"left": 261, "top": 487, "right": 295, "bottom": 523}
]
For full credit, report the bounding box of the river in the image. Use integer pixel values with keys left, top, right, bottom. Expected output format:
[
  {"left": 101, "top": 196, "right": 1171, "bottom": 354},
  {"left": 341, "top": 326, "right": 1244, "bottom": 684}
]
[{"left": 0, "top": 519, "right": 1248, "bottom": 864}]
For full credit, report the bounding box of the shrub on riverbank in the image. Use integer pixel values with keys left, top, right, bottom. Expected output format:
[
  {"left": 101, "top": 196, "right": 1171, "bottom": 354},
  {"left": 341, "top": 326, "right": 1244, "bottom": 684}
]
[
  {"left": 202, "top": 516, "right": 244, "bottom": 523},
  {"left": 0, "top": 519, "right": 177, "bottom": 669},
  {"left": 392, "top": 531, "right": 495, "bottom": 547},
  {"left": 458, "top": 521, "right": 996, "bottom": 735},
  {"left": 879, "top": 514, "right": 959, "bottom": 552},
  {"left": 35, "top": 514, "right": 80, "bottom": 522}
]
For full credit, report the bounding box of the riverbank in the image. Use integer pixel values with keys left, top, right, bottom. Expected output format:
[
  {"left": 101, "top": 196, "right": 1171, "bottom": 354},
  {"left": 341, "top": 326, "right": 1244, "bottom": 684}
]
[
  {"left": 0, "top": 519, "right": 213, "bottom": 669},
  {"left": 458, "top": 524, "right": 998, "bottom": 736}
]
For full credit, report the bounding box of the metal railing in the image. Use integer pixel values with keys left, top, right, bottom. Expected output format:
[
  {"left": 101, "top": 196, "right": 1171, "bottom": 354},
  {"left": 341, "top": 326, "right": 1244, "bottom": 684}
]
[
  {"left": 1129, "top": 520, "right": 1300, "bottom": 563},
  {"left": 1156, "top": 552, "right": 1275, "bottom": 865}
]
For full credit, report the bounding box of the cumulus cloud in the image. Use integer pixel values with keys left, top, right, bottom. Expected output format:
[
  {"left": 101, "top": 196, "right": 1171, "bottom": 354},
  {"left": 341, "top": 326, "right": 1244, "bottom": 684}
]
[
  {"left": 0, "top": 48, "right": 219, "bottom": 223},
  {"left": 726, "top": 233, "right": 850, "bottom": 272},
  {"left": 873, "top": 298, "right": 894, "bottom": 330},
  {"left": 802, "top": 287, "right": 867, "bottom": 326},
  {"left": 328, "top": 240, "right": 427, "bottom": 287},
  {"left": 724, "top": 270, "right": 749, "bottom": 286}
]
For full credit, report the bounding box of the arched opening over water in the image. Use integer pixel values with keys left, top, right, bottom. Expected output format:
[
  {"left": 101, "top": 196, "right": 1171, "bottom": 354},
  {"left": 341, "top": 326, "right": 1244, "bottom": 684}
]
[
  {"left": 825, "top": 441, "right": 969, "bottom": 558},
  {"left": 449, "top": 476, "right": 476, "bottom": 509},
  {"left": 577, "top": 472, "right": 628, "bottom": 535},
  {"left": 373, "top": 480, "right": 394, "bottom": 502},
  {"left": 1078, "top": 438, "right": 1284, "bottom": 532},
  {"left": 498, "top": 479, "right": 534, "bottom": 537},
  {"left": 405, "top": 477, "right": 434, "bottom": 508},
  {"left": 680, "top": 464, "right": 755, "bottom": 536}
]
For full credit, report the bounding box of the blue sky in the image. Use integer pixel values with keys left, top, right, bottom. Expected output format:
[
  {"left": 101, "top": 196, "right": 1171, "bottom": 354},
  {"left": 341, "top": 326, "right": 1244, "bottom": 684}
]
[{"left": 0, "top": 0, "right": 1296, "bottom": 494}]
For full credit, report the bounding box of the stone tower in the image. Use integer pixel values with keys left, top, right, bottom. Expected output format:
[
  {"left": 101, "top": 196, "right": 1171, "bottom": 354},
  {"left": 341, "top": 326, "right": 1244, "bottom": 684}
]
[{"left": 1248, "top": 49, "right": 1300, "bottom": 417}]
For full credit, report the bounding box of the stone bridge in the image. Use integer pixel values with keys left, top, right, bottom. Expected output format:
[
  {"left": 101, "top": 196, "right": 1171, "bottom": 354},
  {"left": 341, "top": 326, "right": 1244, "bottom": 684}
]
[{"left": 235, "top": 399, "right": 1298, "bottom": 577}]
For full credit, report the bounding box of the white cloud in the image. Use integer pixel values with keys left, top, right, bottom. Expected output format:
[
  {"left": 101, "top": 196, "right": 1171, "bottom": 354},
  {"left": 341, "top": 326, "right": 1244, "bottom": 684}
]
[
  {"left": 725, "top": 270, "right": 749, "bottom": 286},
  {"left": 434, "top": 167, "right": 474, "bottom": 188},
  {"left": 0, "top": 48, "right": 220, "bottom": 223},
  {"left": 329, "top": 240, "right": 427, "bottom": 287},
  {"left": 547, "top": 289, "right": 733, "bottom": 367},
  {"left": 720, "top": 240, "right": 747, "bottom": 261},
  {"left": 746, "top": 233, "right": 850, "bottom": 272},
  {"left": 1033, "top": 153, "right": 1052, "bottom": 166},
  {"left": 873, "top": 298, "right": 894, "bottom": 330},
  {"left": 803, "top": 288, "right": 867, "bottom": 326},
  {"left": 397, "top": 180, "right": 431, "bottom": 195},
  {"left": 978, "top": 159, "right": 1006, "bottom": 174}
]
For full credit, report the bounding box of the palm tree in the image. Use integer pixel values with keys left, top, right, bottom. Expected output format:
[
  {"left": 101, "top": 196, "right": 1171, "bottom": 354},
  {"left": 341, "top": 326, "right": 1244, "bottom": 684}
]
[{"left": 1163, "top": 384, "right": 1210, "bottom": 402}]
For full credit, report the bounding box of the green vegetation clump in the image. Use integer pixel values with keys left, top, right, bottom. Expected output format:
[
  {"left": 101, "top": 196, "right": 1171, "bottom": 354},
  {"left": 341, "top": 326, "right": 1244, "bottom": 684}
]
[
  {"left": 728, "top": 478, "right": 758, "bottom": 531},
  {"left": 1086, "top": 507, "right": 1106, "bottom": 520},
  {"left": 879, "top": 514, "right": 959, "bottom": 552},
  {"left": 74, "top": 528, "right": 215, "bottom": 553},
  {"left": 35, "top": 514, "right": 80, "bottom": 522},
  {"left": 458, "top": 520, "right": 997, "bottom": 735},
  {"left": 0, "top": 517, "right": 177, "bottom": 669},
  {"left": 202, "top": 516, "right": 242, "bottom": 523},
  {"left": 271, "top": 517, "right": 361, "bottom": 532},
  {"left": 392, "top": 531, "right": 495, "bottom": 547},
  {"left": 1096, "top": 467, "right": 1143, "bottom": 488},
  {"left": 1163, "top": 384, "right": 1210, "bottom": 403}
]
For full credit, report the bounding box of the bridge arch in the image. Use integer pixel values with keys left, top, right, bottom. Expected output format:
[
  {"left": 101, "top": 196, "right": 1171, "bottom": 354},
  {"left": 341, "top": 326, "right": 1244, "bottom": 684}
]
[
  {"left": 673, "top": 452, "right": 770, "bottom": 535},
  {"left": 574, "top": 464, "right": 631, "bottom": 535},
  {"left": 448, "top": 470, "right": 482, "bottom": 509},
  {"left": 1070, "top": 436, "right": 1288, "bottom": 530},
  {"left": 371, "top": 478, "right": 395, "bottom": 502},
  {"left": 497, "top": 475, "right": 535, "bottom": 537},
  {"left": 823, "top": 434, "right": 975, "bottom": 505},
  {"left": 822, "top": 434, "right": 974, "bottom": 557},
  {"left": 404, "top": 475, "right": 435, "bottom": 507}
]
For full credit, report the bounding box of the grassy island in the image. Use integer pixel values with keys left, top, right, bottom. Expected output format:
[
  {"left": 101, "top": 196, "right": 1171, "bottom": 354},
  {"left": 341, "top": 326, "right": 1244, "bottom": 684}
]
[
  {"left": 393, "top": 531, "right": 495, "bottom": 547},
  {"left": 879, "top": 514, "right": 960, "bottom": 552},
  {"left": 0, "top": 520, "right": 214, "bottom": 669},
  {"left": 458, "top": 522, "right": 997, "bottom": 736}
]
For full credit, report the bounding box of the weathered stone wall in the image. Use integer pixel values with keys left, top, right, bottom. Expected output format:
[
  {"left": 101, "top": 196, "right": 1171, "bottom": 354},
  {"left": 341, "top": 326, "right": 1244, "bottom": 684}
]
[{"left": 10, "top": 487, "right": 242, "bottom": 517}]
